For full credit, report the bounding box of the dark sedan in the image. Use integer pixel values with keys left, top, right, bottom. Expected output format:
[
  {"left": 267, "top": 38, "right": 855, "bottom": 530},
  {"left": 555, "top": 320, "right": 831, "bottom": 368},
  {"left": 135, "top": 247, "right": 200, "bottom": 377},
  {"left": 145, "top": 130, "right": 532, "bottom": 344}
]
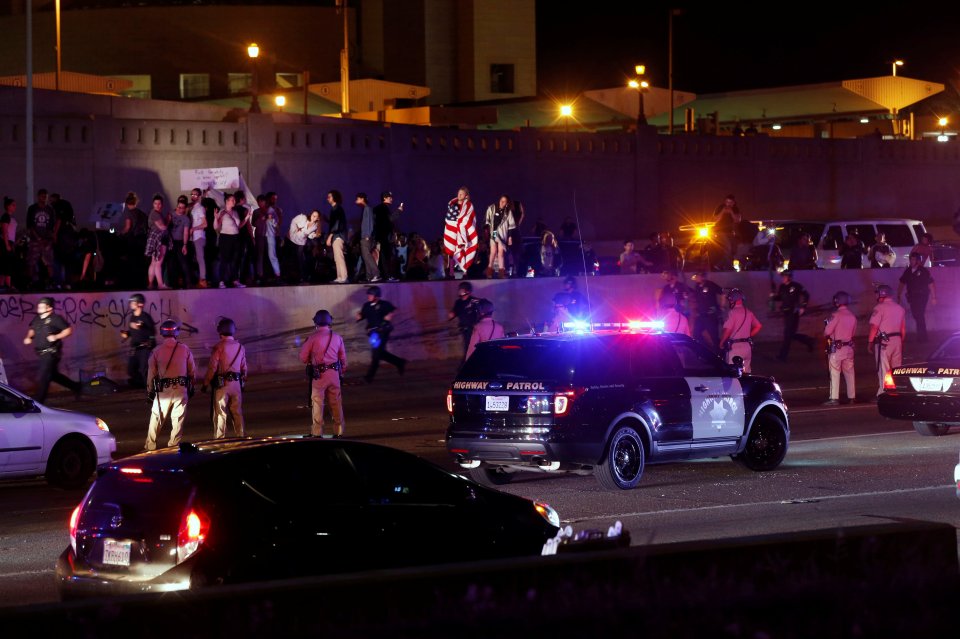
[
  {"left": 878, "top": 332, "right": 960, "bottom": 435},
  {"left": 56, "top": 437, "right": 560, "bottom": 598}
]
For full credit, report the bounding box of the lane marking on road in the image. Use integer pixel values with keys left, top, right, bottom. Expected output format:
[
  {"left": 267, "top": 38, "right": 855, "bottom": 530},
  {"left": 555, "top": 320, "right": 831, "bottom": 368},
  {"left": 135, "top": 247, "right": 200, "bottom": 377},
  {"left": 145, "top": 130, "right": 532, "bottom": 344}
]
[
  {"left": 782, "top": 386, "right": 827, "bottom": 392},
  {"left": 0, "top": 569, "right": 54, "bottom": 579},
  {"left": 564, "top": 484, "right": 954, "bottom": 525},
  {"left": 793, "top": 428, "right": 913, "bottom": 443},
  {"left": 791, "top": 404, "right": 880, "bottom": 414}
]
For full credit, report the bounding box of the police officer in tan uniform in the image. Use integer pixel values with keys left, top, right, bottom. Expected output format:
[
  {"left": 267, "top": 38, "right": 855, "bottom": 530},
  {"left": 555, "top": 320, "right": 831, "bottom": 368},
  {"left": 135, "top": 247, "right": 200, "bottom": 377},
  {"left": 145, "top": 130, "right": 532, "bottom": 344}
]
[
  {"left": 145, "top": 319, "right": 196, "bottom": 450},
  {"left": 202, "top": 317, "right": 247, "bottom": 439},
  {"left": 823, "top": 291, "right": 857, "bottom": 406},
  {"left": 867, "top": 284, "right": 906, "bottom": 398},
  {"left": 720, "top": 289, "right": 762, "bottom": 373},
  {"left": 299, "top": 310, "right": 347, "bottom": 437}
]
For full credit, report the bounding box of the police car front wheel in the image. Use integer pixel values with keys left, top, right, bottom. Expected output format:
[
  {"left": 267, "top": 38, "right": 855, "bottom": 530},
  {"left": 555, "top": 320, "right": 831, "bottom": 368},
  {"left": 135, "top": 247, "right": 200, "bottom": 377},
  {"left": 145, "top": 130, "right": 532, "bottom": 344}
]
[
  {"left": 595, "top": 425, "right": 646, "bottom": 490},
  {"left": 735, "top": 412, "right": 788, "bottom": 472}
]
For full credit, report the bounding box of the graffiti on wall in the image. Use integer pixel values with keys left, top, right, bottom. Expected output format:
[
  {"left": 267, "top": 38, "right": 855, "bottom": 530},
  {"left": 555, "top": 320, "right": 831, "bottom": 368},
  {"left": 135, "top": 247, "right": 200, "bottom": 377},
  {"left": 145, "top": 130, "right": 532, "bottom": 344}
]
[{"left": 0, "top": 295, "right": 174, "bottom": 330}]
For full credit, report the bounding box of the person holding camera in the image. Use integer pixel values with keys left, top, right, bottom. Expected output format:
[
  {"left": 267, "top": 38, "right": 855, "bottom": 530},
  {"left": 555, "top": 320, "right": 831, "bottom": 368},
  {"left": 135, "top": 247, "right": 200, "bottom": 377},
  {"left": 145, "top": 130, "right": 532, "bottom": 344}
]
[
  {"left": 357, "top": 285, "right": 406, "bottom": 383},
  {"left": 203, "top": 317, "right": 247, "bottom": 439},
  {"left": 299, "top": 310, "right": 347, "bottom": 438},
  {"left": 144, "top": 319, "right": 196, "bottom": 451}
]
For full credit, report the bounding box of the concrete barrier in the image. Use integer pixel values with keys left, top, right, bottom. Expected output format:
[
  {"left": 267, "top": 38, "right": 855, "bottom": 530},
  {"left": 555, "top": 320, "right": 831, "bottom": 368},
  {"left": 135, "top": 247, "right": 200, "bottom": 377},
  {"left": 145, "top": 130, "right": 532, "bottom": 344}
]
[
  {"left": 2, "top": 267, "right": 957, "bottom": 392},
  {"left": 3, "top": 520, "right": 957, "bottom": 637}
]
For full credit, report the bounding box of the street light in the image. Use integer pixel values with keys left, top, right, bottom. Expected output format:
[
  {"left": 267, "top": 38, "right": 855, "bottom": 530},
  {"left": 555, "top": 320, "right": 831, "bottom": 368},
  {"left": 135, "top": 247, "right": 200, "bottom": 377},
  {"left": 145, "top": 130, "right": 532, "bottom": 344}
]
[
  {"left": 892, "top": 59, "right": 904, "bottom": 76},
  {"left": 560, "top": 104, "right": 573, "bottom": 132},
  {"left": 247, "top": 42, "right": 262, "bottom": 113},
  {"left": 275, "top": 95, "right": 286, "bottom": 112},
  {"left": 629, "top": 64, "right": 649, "bottom": 126}
]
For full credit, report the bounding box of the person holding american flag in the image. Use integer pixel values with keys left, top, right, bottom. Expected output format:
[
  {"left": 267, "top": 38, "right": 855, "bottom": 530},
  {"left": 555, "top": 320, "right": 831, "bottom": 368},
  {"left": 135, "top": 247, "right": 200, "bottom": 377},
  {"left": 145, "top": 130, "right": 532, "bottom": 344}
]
[{"left": 442, "top": 187, "right": 479, "bottom": 279}]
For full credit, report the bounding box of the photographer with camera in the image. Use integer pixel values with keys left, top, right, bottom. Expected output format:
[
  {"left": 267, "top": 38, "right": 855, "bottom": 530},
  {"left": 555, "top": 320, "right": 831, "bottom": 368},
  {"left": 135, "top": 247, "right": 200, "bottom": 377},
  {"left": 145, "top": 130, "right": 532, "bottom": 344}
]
[
  {"left": 300, "top": 310, "right": 346, "bottom": 438},
  {"left": 144, "top": 319, "right": 196, "bottom": 451},
  {"left": 357, "top": 286, "right": 407, "bottom": 383}
]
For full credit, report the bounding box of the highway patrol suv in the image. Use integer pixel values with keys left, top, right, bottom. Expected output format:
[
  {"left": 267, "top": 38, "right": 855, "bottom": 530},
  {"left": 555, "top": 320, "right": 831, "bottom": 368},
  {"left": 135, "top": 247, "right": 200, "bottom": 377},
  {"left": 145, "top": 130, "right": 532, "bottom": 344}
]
[{"left": 446, "top": 322, "right": 789, "bottom": 490}]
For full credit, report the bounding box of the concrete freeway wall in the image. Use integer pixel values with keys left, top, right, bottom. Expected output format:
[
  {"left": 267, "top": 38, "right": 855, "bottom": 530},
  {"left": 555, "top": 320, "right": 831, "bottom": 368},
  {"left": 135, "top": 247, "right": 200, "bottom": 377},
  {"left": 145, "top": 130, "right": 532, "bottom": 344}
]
[
  {"left": 3, "top": 87, "right": 960, "bottom": 254},
  {"left": 1, "top": 268, "right": 956, "bottom": 394}
]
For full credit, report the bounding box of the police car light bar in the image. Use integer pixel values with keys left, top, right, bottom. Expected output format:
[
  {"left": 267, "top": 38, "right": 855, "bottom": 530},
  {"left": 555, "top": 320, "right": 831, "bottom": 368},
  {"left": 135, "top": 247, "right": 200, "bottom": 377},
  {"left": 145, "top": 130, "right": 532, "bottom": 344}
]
[{"left": 560, "top": 320, "right": 664, "bottom": 333}]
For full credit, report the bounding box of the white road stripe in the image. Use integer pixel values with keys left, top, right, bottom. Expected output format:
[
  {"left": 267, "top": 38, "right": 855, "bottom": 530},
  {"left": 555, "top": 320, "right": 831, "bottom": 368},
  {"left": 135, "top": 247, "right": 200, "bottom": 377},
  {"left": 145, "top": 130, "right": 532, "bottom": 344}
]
[
  {"left": 0, "top": 569, "right": 53, "bottom": 579},
  {"left": 564, "top": 484, "right": 953, "bottom": 525},
  {"left": 790, "top": 404, "right": 879, "bottom": 414}
]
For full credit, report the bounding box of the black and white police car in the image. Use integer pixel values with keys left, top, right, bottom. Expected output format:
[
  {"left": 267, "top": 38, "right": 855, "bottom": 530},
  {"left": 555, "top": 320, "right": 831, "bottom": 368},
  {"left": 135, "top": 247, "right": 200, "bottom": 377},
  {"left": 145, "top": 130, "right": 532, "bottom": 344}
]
[
  {"left": 446, "top": 321, "right": 790, "bottom": 490},
  {"left": 878, "top": 331, "right": 960, "bottom": 436}
]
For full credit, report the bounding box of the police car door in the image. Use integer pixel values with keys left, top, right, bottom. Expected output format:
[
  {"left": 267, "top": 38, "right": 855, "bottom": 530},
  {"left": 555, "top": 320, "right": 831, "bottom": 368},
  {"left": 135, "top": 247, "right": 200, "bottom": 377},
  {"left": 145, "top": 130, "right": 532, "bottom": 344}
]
[{"left": 669, "top": 338, "right": 745, "bottom": 448}]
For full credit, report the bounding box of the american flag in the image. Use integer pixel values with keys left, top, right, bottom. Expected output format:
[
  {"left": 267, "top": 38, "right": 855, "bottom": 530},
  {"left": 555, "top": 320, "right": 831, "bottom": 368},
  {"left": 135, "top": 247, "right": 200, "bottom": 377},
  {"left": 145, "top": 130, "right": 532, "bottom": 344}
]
[{"left": 442, "top": 197, "right": 478, "bottom": 269}]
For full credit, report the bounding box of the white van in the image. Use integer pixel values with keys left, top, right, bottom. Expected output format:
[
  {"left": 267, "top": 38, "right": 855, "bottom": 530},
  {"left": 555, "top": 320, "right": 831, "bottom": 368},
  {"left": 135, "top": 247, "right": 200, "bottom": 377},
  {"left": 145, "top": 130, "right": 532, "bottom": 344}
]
[{"left": 817, "top": 219, "right": 926, "bottom": 269}]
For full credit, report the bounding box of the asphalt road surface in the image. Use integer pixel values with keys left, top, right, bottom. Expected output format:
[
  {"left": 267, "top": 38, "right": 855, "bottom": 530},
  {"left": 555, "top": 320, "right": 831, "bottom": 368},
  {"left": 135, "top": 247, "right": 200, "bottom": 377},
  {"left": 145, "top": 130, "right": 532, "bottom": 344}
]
[{"left": 1, "top": 346, "right": 958, "bottom": 608}]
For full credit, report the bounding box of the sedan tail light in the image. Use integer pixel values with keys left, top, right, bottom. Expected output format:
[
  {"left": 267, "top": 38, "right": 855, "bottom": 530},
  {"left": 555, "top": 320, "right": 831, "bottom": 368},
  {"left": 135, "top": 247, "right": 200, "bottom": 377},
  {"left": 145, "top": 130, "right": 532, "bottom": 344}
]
[
  {"left": 446, "top": 389, "right": 453, "bottom": 414},
  {"left": 883, "top": 372, "right": 896, "bottom": 391},
  {"left": 177, "top": 508, "right": 210, "bottom": 564},
  {"left": 69, "top": 504, "right": 82, "bottom": 553}
]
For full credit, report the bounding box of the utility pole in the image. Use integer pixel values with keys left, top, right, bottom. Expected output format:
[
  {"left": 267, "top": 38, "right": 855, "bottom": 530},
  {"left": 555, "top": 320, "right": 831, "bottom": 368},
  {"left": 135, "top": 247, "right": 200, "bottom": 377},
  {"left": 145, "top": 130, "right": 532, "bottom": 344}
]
[{"left": 338, "top": 0, "right": 350, "bottom": 114}]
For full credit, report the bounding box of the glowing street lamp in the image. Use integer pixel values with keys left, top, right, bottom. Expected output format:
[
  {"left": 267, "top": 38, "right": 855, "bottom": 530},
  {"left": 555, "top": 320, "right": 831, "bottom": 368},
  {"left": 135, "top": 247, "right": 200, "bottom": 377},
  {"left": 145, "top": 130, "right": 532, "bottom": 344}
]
[
  {"left": 560, "top": 104, "right": 573, "bottom": 132},
  {"left": 892, "top": 59, "right": 904, "bottom": 76},
  {"left": 630, "top": 65, "right": 649, "bottom": 126},
  {"left": 247, "top": 43, "right": 262, "bottom": 113},
  {"left": 275, "top": 95, "right": 286, "bottom": 112}
]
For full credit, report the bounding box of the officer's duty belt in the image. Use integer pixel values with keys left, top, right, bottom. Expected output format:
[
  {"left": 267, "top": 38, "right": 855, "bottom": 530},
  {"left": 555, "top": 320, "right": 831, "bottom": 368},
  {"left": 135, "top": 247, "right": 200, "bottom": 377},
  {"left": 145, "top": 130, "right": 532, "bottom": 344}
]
[
  {"left": 157, "top": 376, "right": 190, "bottom": 389},
  {"left": 216, "top": 372, "right": 243, "bottom": 384},
  {"left": 309, "top": 363, "right": 341, "bottom": 379}
]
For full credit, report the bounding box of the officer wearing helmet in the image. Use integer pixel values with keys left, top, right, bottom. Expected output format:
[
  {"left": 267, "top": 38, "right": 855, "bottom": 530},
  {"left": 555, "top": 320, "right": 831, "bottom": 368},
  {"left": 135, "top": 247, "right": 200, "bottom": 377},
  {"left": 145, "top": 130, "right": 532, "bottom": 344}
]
[
  {"left": 867, "top": 284, "right": 906, "bottom": 397},
  {"left": 822, "top": 291, "right": 858, "bottom": 406},
  {"left": 659, "top": 289, "right": 691, "bottom": 336},
  {"left": 719, "top": 288, "right": 762, "bottom": 373},
  {"left": 202, "top": 317, "right": 247, "bottom": 439},
  {"left": 356, "top": 286, "right": 406, "bottom": 382},
  {"left": 465, "top": 299, "right": 505, "bottom": 360},
  {"left": 22, "top": 296, "right": 82, "bottom": 402},
  {"left": 120, "top": 293, "right": 156, "bottom": 388},
  {"left": 448, "top": 281, "right": 481, "bottom": 359},
  {"left": 144, "top": 318, "right": 196, "bottom": 451},
  {"left": 300, "top": 309, "right": 347, "bottom": 437},
  {"left": 773, "top": 269, "right": 815, "bottom": 361}
]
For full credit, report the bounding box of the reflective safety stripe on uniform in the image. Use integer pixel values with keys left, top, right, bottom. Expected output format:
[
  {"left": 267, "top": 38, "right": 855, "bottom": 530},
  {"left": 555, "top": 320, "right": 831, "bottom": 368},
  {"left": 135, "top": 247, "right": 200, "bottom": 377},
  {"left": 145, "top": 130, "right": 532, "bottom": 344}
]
[{"left": 686, "top": 377, "right": 745, "bottom": 440}]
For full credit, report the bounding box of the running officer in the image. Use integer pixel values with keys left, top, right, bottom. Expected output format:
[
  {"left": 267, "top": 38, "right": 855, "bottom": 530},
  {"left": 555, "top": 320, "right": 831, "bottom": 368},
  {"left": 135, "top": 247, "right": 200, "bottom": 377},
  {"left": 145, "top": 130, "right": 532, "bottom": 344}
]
[
  {"left": 465, "top": 299, "right": 505, "bottom": 360},
  {"left": 867, "top": 284, "right": 906, "bottom": 397},
  {"left": 145, "top": 319, "right": 196, "bottom": 451},
  {"left": 720, "top": 288, "right": 762, "bottom": 373},
  {"left": 300, "top": 309, "right": 346, "bottom": 437},
  {"left": 120, "top": 293, "right": 156, "bottom": 389},
  {"left": 22, "top": 297, "right": 82, "bottom": 402},
  {"left": 202, "top": 317, "right": 247, "bottom": 439},
  {"left": 822, "top": 291, "right": 857, "bottom": 406},
  {"left": 774, "top": 269, "right": 815, "bottom": 361},
  {"left": 357, "top": 286, "right": 406, "bottom": 383}
]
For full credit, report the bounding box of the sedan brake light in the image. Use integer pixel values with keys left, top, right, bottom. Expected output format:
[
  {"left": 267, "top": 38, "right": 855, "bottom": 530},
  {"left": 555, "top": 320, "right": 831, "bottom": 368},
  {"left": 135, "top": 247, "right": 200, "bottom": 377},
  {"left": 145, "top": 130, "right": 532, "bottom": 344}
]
[
  {"left": 69, "top": 504, "right": 82, "bottom": 553},
  {"left": 554, "top": 387, "right": 586, "bottom": 416},
  {"left": 177, "top": 508, "right": 210, "bottom": 564},
  {"left": 446, "top": 389, "right": 453, "bottom": 414},
  {"left": 883, "top": 372, "right": 896, "bottom": 391}
]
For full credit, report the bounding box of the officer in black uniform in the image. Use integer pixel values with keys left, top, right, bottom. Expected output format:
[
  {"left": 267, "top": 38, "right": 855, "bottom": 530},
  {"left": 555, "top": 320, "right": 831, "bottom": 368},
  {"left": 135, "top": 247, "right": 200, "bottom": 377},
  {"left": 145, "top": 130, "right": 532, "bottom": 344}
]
[
  {"left": 22, "top": 297, "right": 82, "bottom": 402},
  {"left": 656, "top": 270, "right": 691, "bottom": 317},
  {"left": 120, "top": 293, "right": 156, "bottom": 388},
  {"left": 774, "top": 269, "right": 815, "bottom": 361},
  {"left": 555, "top": 276, "right": 589, "bottom": 320},
  {"left": 356, "top": 285, "right": 407, "bottom": 383},
  {"left": 691, "top": 270, "right": 723, "bottom": 350},
  {"left": 448, "top": 281, "right": 481, "bottom": 360}
]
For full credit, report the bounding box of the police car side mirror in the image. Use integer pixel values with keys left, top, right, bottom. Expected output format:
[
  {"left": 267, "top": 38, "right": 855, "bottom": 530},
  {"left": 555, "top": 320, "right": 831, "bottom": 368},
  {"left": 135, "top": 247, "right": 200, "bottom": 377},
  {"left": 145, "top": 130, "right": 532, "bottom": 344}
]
[{"left": 730, "top": 356, "right": 745, "bottom": 378}]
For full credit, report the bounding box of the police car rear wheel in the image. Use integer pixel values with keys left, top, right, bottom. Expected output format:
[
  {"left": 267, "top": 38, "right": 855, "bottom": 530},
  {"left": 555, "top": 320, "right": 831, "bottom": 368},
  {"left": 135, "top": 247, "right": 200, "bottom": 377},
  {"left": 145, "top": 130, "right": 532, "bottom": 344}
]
[
  {"left": 736, "top": 413, "right": 787, "bottom": 472},
  {"left": 595, "top": 425, "right": 645, "bottom": 490},
  {"left": 913, "top": 421, "right": 951, "bottom": 436},
  {"left": 468, "top": 465, "right": 514, "bottom": 487}
]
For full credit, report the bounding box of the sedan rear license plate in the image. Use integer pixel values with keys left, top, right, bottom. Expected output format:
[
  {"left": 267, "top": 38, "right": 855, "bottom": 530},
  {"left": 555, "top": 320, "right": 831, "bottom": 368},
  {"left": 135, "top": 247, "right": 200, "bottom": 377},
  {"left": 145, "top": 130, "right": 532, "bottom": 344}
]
[
  {"left": 103, "top": 539, "right": 131, "bottom": 566},
  {"left": 485, "top": 395, "right": 510, "bottom": 412},
  {"left": 910, "top": 377, "right": 953, "bottom": 393}
]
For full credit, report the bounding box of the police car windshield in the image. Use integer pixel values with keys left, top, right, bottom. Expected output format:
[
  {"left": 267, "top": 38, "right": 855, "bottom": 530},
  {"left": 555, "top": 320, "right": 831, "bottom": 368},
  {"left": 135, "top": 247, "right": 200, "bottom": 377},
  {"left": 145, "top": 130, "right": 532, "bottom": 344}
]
[{"left": 459, "top": 341, "right": 575, "bottom": 383}]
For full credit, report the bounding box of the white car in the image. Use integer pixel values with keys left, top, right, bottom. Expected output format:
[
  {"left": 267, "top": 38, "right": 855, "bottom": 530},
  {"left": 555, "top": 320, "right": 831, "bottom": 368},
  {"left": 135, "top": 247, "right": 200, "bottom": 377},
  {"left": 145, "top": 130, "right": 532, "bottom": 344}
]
[
  {"left": 955, "top": 452, "right": 960, "bottom": 497},
  {"left": 0, "top": 382, "right": 116, "bottom": 488}
]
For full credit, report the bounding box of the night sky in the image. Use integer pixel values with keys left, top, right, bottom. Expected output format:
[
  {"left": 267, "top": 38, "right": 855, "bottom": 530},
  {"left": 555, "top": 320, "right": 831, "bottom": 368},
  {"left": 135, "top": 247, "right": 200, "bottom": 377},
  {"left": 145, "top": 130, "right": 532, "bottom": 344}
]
[{"left": 536, "top": 3, "right": 960, "bottom": 97}]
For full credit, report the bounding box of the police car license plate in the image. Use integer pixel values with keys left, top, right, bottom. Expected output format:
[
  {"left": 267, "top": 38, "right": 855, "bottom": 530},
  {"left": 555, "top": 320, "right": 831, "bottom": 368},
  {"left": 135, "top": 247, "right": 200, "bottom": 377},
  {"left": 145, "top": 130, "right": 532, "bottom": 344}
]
[
  {"left": 102, "top": 539, "right": 131, "bottom": 566},
  {"left": 911, "top": 377, "right": 953, "bottom": 393},
  {"left": 485, "top": 395, "right": 510, "bottom": 412}
]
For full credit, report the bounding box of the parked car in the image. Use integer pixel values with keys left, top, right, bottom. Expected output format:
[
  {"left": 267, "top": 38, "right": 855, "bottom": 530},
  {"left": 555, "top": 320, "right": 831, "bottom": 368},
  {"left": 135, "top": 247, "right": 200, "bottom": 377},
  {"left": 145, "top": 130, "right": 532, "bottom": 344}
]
[
  {"left": 0, "top": 382, "right": 115, "bottom": 488},
  {"left": 878, "top": 331, "right": 960, "bottom": 436},
  {"left": 817, "top": 218, "right": 926, "bottom": 268},
  {"left": 57, "top": 437, "right": 560, "bottom": 598},
  {"left": 447, "top": 325, "right": 790, "bottom": 490}
]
